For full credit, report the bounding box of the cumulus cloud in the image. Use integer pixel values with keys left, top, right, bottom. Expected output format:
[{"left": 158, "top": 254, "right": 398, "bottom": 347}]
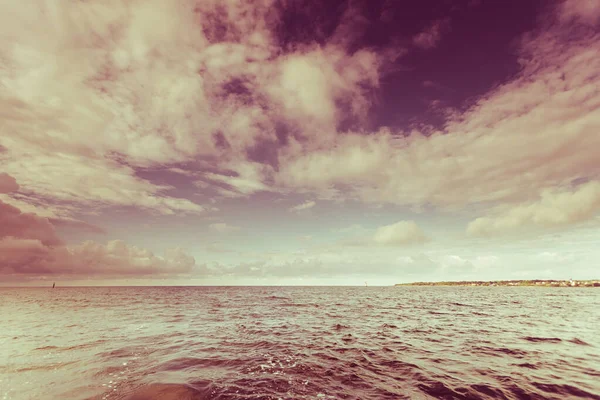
[
  {"left": 372, "top": 221, "right": 428, "bottom": 246},
  {"left": 467, "top": 181, "right": 600, "bottom": 236},
  {"left": 558, "top": 0, "right": 600, "bottom": 25},
  {"left": 209, "top": 223, "right": 242, "bottom": 234},
  {"left": 273, "top": 8, "right": 600, "bottom": 227},
  {"left": 196, "top": 248, "right": 504, "bottom": 281},
  {"left": 1, "top": 1, "right": 598, "bottom": 283},
  {"left": 0, "top": 0, "right": 384, "bottom": 217},
  {"left": 191, "top": 237, "right": 598, "bottom": 282},
  {"left": 0, "top": 238, "right": 196, "bottom": 276},
  {"left": 289, "top": 200, "right": 316, "bottom": 212},
  {"left": 207, "top": 253, "right": 377, "bottom": 279},
  {"left": 277, "top": 132, "right": 391, "bottom": 191},
  {"left": 11, "top": 0, "right": 594, "bottom": 230},
  {"left": 0, "top": 215, "right": 197, "bottom": 277},
  {"left": 66, "top": 240, "right": 196, "bottom": 276},
  {"left": 2, "top": 0, "right": 597, "bottom": 228},
  {"left": 0, "top": 176, "right": 196, "bottom": 277}
]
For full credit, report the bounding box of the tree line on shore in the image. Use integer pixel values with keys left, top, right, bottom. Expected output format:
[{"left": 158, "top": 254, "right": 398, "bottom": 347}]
[{"left": 395, "top": 279, "right": 600, "bottom": 287}]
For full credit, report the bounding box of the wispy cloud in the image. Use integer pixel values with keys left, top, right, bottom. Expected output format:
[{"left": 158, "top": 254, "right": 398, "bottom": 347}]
[
  {"left": 372, "top": 221, "right": 428, "bottom": 246},
  {"left": 412, "top": 19, "right": 450, "bottom": 49},
  {"left": 289, "top": 200, "right": 316, "bottom": 212},
  {"left": 467, "top": 181, "right": 600, "bottom": 236}
]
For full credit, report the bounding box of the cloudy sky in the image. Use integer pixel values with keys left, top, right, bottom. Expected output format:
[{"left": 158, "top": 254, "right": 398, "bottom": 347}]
[{"left": 1, "top": 0, "right": 599, "bottom": 286}]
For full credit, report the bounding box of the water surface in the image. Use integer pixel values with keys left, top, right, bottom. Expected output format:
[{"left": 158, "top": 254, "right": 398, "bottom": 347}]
[{"left": 1, "top": 286, "right": 599, "bottom": 399}]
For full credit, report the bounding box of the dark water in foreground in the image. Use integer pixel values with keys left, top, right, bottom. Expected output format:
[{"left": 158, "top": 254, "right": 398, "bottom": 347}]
[{"left": 1, "top": 287, "right": 599, "bottom": 400}]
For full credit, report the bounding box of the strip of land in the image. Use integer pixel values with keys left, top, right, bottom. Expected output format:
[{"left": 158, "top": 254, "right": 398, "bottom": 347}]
[{"left": 395, "top": 280, "right": 600, "bottom": 287}]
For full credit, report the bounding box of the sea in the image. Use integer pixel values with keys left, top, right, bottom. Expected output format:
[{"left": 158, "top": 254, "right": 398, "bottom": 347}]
[{"left": 1, "top": 286, "right": 599, "bottom": 400}]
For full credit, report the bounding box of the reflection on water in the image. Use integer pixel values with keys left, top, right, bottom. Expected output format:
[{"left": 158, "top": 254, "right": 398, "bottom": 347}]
[{"left": 1, "top": 286, "right": 599, "bottom": 399}]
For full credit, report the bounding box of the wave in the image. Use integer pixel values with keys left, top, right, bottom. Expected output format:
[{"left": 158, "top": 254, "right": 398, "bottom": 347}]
[
  {"left": 569, "top": 338, "right": 592, "bottom": 346},
  {"left": 265, "top": 295, "right": 292, "bottom": 301},
  {"left": 5, "top": 286, "right": 600, "bottom": 400},
  {"left": 522, "top": 336, "right": 563, "bottom": 343},
  {"left": 449, "top": 302, "right": 472, "bottom": 307},
  {"left": 123, "top": 383, "right": 207, "bottom": 400},
  {"left": 531, "top": 382, "right": 600, "bottom": 399},
  {"left": 15, "top": 360, "right": 77, "bottom": 373},
  {"left": 157, "top": 357, "right": 246, "bottom": 372},
  {"left": 33, "top": 345, "right": 60, "bottom": 351},
  {"left": 514, "top": 362, "right": 539, "bottom": 369},
  {"left": 474, "top": 345, "right": 529, "bottom": 358}
]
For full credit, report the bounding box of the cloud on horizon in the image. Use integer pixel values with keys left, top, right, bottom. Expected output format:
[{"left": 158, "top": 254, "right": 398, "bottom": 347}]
[
  {"left": 0, "top": 174, "right": 197, "bottom": 277},
  {"left": 467, "top": 181, "right": 600, "bottom": 237}
]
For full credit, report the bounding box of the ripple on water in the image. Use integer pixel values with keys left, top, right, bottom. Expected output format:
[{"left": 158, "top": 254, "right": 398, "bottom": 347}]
[
  {"left": 1, "top": 286, "right": 599, "bottom": 400},
  {"left": 522, "top": 336, "right": 563, "bottom": 343}
]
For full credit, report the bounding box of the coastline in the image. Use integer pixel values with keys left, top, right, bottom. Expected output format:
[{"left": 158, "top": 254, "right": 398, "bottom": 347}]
[{"left": 395, "top": 279, "right": 600, "bottom": 287}]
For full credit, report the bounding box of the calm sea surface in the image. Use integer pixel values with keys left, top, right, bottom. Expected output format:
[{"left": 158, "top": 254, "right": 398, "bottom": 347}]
[{"left": 1, "top": 287, "right": 599, "bottom": 400}]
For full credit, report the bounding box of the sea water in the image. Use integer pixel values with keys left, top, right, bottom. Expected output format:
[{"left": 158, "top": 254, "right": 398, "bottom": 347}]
[{"left": 1, "top": 286, "right": 599, "bottom": 399}]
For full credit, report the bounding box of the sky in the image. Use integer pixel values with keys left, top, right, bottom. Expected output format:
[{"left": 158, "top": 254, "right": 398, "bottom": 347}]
[{"left": 1, "top": 0, "right": 599, "bottom": 286}]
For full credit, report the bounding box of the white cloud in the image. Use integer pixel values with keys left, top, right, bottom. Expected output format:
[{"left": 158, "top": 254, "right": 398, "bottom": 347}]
[
  {"left": 558, "top": 0, "right": 600, "bottom": 25},
  {"left": 467, "top": 181, "right": 600, "bottom": 236},
  {"left": 1, "top": 0, "right": 599, "bottom": 283},
  {"left": 1, "top": 153, "right": 205, "bottom": 215},
  {"left": 2, "top": 0, "right": 597, "bottom": 229},
  {"left": 372, "top": 220, "right": 427, "bottom": 246},
  {"left": 0, "top": 237, "right": 196, "bottom": 276},
  {"left": 204, "top": 162, "right": 273, "bottom": 198},
  {"left": 289, "top": 200, "right": 316, "bottom": 212},
  {"left": 274, "top": 17, "right": 600, "bottom": 228},
  {"left": 0, "top": 0, "right": 383, "bottom": 217}
]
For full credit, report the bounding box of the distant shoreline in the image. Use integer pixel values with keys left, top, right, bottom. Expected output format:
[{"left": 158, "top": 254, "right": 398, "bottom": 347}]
[{"left": 395, "top": 280, "right": 600, "bottom": 287}]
